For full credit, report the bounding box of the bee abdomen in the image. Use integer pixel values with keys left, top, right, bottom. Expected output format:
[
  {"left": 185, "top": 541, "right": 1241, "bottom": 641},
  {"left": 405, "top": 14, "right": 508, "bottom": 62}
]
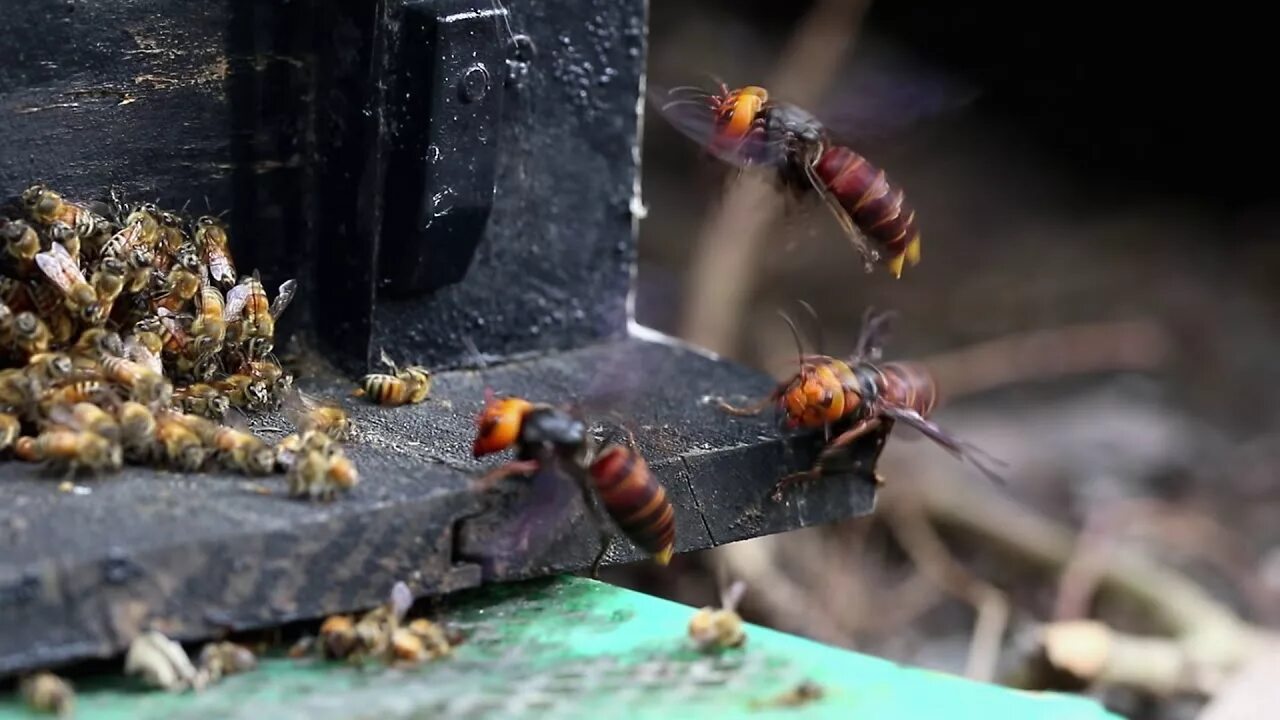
[
  {"left": 814, "top": 146, "right": 919, "bottom": 262},
  {"left": 589, "top": 446, "right": 675, "bottom": 561},
  {"left": 357, "top": 374, "right": 407, "bottom": 405}
]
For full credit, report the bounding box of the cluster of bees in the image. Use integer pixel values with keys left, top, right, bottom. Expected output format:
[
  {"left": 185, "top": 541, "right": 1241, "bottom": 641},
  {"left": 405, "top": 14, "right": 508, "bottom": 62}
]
[
  {"left": 295, "top": 581, "right": 454, "bottom": 667},
  {"left": 0, "top": 183, "right": 380, "bottom": 499}
]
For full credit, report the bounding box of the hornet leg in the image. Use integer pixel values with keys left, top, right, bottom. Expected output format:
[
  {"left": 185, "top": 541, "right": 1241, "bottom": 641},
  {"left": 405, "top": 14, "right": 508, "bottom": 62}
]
[
  {"left": 770, "top": 417, "right": 881, "bottom": 502},
  {"left": 471, "top": 459, "right": 541, "bottom": 491}
]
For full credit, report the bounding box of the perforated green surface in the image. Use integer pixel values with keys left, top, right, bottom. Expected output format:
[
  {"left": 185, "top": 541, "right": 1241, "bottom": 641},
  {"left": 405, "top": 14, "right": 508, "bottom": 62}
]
[{"left": 0, "top": 576, "right": 1120, "bottom": 719}]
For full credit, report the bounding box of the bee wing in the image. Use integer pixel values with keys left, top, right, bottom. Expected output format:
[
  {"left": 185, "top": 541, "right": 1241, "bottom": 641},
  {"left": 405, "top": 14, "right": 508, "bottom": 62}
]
[
  {"left": 35, "top": 242, "right": 87, "bottom": 292},
  {"left": 123, "top": 335, "right": 164, "bottom": 376},
  {"left": 270, "top": 279, "right": 297, "bottom": 319},
  {"left": 224, "top": 282, "right": 251, "bottom": 321},
  {"left": 282, "top": 388, "right": 331, "bottom": 431},
  {"left": 720, "top": 579, "right": 747, "bottom": 613},
  {"left": 877, "top": 404, "right": 1008, "bottom": 486},
  {"left": 647, "top": 83, "right": 789, "bottom": 169},
  {"left": 207, "top": 251, "right": 235, "bottom": 286}
]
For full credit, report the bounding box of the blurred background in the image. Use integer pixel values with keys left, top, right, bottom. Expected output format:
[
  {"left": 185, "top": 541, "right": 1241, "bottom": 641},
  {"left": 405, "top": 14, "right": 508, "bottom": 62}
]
[{"left": 604, "top": 1, "right": 1280, "bottom": 718}]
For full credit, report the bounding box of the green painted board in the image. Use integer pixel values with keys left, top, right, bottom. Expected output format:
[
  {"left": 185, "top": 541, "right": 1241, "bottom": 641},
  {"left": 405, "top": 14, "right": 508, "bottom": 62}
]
[{"left": 0, "top": 576, "right": 1120, "bottom": 719}]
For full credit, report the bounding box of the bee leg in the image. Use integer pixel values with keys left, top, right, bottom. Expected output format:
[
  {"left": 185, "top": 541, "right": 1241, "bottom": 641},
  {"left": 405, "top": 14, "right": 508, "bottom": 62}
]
[{"left": 471, "top": 459, "right": 541, "bottom": 491}]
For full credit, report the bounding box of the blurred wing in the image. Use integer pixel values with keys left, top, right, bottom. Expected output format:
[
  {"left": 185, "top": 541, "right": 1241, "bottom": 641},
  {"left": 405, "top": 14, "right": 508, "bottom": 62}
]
[
  {"left": 481, "top": 459, "right": 582, "bottom": 572},
  {"left": 647, "top": 83, "right": 789, "bottom": 169},
  {"left": 810, "top": 44, "right": 981, "bottom": 148},
  {"left": 878, "top": 404, "right": 1008, "bottom": 486}
]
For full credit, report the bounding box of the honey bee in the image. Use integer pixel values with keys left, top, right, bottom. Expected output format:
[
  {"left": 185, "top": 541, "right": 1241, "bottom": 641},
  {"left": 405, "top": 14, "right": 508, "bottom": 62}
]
[
  {"left": 123, "top": 246, "right": 156, "bottom": 293},
  {"left": 285, "top": 430, "right": 358, "bottom": 500},
  {"left": 154, "top": 246, "right": 204, "bottom": 313},
  {"left": 174, "top": 383, "right": 230, "bottom": 419},
  {"left": 353, "top": 350, "right": 432, "bottom": 406},
  {"left": 242, "top": 357, "right": 293, "bottom": 404},
  {"left": 197, "top": 642, "right": 257, "bottom": 683},
  {"left": 224, "top": 272, "right": 296, "bottom": 358},
  {"left": 42, "top": 380, "right": 106, "bottom": 407},
  {"left": 35, "top": 241, "right": 104, "bottom": 325},
  {"left": 19, "top": 672, "right": 75, "bottom": 716},
  {"left": 48, "top": 221, "right": 80, "bottom": 264},
  {"left": 194, "top": 215, "right": 236, "bottom": 287},
  {"left": 101, "top": 203, "right": 160, "bottom": 258},
  {"left": 285, "top": 389, "right": 351, "bottom": 441},
  {"left": 24, "top": 282, "right": 75, "bottom": 345},
  {"left": 391, "top": 618, "right": 453, "bottom": 663},
  {"left": 0, "top": 368, "right": 41, "bottom": 417},
  {"left": 73, "top": 327, "right": 124, "bottom": 359},
  {"left": 0, "top": 412, "right": 20, "bottom": 452},
  {"left": 99, "top": 355, "right": 172, "bottom": 407},
  {"left": 688, "top": 579, "right": 748, "bottom": 653},
  {"left": 143, "top": 309, "right": 192, "bottom": 357},
  {"left": 318, "top": 582, "right": 412, "bottom": 662},
  {"left": 154, "top": 412, "right": 207, "bottom": 471},
  {"left": 189, "top": 284, "right": 226, "bottom": 360},
  {"left": 212, "top": 425, "right": 275, "bottom": 476},
  {"left": 156, "top": 211, "right": 187, "bottom": 256},
  {"left": 13, "top": 311, "right": 51, "bottom": 357},
  {"left": 0, "top": 300, "right": 15, "bottom": 348},
  {"left": 117, "top": 400, "right": 158, "bottom": 461},
  {"left": 123, "top": 331, "right": 165, "bottom": 375},
  {"left": 24, "top": 352, "right": 75, "bottom": 386},
  {"left": 2, "top": 219, "right": 40, "bottom": 275},
  {"left": 14, "top": 428, "right": 122, "bottom": 475},
  {"left": 45, "top": 402, "right": 121, "bottom": 444},
  {"left": 91, "top": 256, "right": 128, "bottom": 317},
  {"left": 215, "top": 373, "right": 270, "bottom": 411},
  {"left": 21, "top": 183, "right": 107, "bottom": 239}
]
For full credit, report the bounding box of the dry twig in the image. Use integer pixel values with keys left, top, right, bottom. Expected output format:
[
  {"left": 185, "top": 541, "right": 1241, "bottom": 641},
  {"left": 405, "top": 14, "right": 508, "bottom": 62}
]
[
  {"left": 880, "top": 490, "right": 1010, "bottom": 682},
  {"left": 904, "top": 473, "right": 1275, "bottom": 697}
]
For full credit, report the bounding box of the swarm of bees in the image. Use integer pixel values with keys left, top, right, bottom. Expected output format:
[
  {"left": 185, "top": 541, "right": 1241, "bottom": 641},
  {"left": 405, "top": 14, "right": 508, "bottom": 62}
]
[
  {"left": 299, "top": 581, "right": 454, "bottom": 667},
  {"left": 0, "top": 183, "right": 357, "bottom": 499},
  {"left": 124, "top": 630, "right": 257, "bottom": 693}
]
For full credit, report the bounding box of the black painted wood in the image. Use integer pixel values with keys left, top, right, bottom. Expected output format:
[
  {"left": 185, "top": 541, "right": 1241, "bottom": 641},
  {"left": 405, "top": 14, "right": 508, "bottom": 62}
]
[{"left": 0, "top": 334, "right": 881, "bottom": 676}]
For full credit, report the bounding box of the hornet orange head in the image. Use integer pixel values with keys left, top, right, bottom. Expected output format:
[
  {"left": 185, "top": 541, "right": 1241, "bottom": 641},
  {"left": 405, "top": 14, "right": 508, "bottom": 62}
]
[{"left": 472, "top": 390, "right": 534, "bottom": 458}]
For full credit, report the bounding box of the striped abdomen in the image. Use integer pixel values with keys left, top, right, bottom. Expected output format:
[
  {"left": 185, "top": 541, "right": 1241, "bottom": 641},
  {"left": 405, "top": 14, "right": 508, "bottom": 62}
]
[
  {"left": 871, "top": 361, "right": 939, "bottom": 418},
  {"left": 356, "top": 374, "right": 412, "bottom": 406},
  {"left": 813, "top": 145, "right": 922, "bottom": 277},
  {"left": 780, "top": 355, "right": 864, "bottom": 429},
  {"left": 588, "top": 445, "right": 675, "bottom": 564}
]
